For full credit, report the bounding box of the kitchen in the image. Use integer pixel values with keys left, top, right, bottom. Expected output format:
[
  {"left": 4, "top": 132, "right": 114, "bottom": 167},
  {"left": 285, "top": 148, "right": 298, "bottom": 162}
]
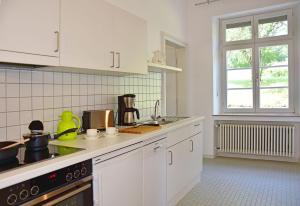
[{"left": 0, "top": 0, "right": 300, "bottom": 206}]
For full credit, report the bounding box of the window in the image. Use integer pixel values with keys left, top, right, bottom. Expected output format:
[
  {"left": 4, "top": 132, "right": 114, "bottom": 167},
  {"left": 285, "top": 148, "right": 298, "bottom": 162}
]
[{"left": 221, "top": 9, "right": 294, "bottom": 113}]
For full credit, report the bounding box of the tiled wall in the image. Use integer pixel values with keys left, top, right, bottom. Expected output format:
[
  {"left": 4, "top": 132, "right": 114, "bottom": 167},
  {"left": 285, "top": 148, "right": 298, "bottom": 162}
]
[{"left": 0, "top": 66, "right": 162, "bottom": 141}]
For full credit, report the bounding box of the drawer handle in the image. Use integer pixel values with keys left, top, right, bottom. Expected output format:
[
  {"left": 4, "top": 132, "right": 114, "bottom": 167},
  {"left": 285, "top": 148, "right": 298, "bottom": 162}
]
[
  {"left": 194, "top": 124, "right": 200, "bottom": 127},
  {"left": 168, "top": 151, "right": 173, "bottom": 165},
  {"left": 54, "top": 31, "right": 60, "bottom": 53},
  {"left": 153, "top": 146, "right": 161, "bottom": 151},
  {"left": 110, "top": 51, "right": 115, "bottom": 68},
  {"left": 190, "top": 140, "right": 194, "bottom": 152}
]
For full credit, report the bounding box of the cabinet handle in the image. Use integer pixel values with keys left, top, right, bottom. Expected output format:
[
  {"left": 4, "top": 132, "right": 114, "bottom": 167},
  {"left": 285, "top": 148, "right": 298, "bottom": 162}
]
[
  {"left": 168, "top": 151, "right": 173, "bottom": 165},
  {"left": 110, "top": 51, "right": 115, "bottom": 68},
  {"left": 116, "top": 52, "right": 120, "bottom": 68},
  {"left": 190, "top": 140, "right": 194, "bottom": 152},
  {"left": 54, "top": 31, "right": 60, "bottom": 53},
  {"left": 194, "top": 124, "right": 200, "bottom": 127},
  {"left": 153, "top": 145, "right": 161, "bottom": 151}
]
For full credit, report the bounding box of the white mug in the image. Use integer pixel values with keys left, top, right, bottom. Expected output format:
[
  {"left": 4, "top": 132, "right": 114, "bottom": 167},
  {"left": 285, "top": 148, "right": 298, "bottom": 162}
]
[
  {"left": 106, "top": 127, "right": 118, "bottom": 136},
  {"left": 86, "top": 129, "right": 100, "bottom": 138}
]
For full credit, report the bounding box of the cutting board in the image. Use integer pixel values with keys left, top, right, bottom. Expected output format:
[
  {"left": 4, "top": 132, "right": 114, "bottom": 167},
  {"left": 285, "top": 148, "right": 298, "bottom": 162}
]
[{"left": 119, "top": 126, "right": 161, "bottom": 134}]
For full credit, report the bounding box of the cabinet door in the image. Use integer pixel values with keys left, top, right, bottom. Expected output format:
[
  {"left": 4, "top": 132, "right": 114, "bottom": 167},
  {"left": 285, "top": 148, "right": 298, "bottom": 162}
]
[
  {"left": 93, "top": 148, "right": 143, "bottom": 206},
  {"left": 60, "top": 0, "right": 114, "bottom": 70},
  {"left": 187, "top": 132, "right": 203, "bottom": 181},
  {"left": 0, "top": 0, "right": 59, "bottom": 57},
  {"left": 113, "top": 7, "right": 147, "bottom": 74},
  {"left": 143, "top": 140, "right": 166, "bottom": 206},
  {"left": 167, "top": 141, "right": 190, "bottom": 203}
]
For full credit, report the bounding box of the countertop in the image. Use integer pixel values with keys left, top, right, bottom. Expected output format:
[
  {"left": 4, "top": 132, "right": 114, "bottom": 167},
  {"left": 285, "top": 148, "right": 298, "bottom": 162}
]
[{"left": 0, "top": 116, "right": 204, "bottom": 189}]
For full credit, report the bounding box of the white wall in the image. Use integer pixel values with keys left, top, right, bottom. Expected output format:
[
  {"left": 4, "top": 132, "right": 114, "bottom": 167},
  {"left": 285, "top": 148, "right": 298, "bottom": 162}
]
[
  {"left": 187, "top": 0, "right": 300, "bottom": 157},
  {"left": 106, "top": 0, "right": 188, "bottom": 59}
]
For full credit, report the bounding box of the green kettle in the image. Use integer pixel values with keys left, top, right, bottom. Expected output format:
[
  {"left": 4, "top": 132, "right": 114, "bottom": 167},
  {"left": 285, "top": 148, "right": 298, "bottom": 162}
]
[{"left": 57, "top": 111, "right": 81, "bottom": 141}]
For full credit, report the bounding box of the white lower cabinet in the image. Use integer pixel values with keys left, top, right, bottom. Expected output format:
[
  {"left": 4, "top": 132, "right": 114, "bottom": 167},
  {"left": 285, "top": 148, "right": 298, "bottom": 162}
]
[
  {"left": 92, "top": 120, "right": 204, "bottom": 206},
  {"left": 167, "top": 139, "right": 190, "bottom": 205},
  {"left": 93, "top": 145, "right": 143, "bottom": 206},
  {"left": 143, "top": 138, "right": 167, "bottom": 206},
  {"left": 167, "top": 124, "right": 203, "bottom": 206}
]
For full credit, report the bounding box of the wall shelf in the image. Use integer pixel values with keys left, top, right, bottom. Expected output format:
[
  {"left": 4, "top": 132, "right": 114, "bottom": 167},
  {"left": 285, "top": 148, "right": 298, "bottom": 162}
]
[{"left": 148, "top": 63, "right": 182, "bottom": 72}]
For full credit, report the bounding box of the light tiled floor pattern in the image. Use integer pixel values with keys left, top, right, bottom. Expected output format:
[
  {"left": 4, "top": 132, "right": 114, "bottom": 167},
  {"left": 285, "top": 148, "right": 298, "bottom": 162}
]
[{"left": 177, "top": 157, "right": 300, "bottom": 206}]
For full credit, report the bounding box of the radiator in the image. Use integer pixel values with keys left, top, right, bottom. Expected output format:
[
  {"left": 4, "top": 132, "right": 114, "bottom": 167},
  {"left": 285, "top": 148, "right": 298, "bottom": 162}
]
[{"left": 217, "top": 123, "right": 295, "bottom": 157}]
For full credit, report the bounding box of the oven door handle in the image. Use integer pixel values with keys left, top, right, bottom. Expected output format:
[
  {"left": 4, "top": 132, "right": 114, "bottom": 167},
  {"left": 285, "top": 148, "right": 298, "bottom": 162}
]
[
  {"left": 21, "top": 176, "right": 92, "bottom": 206},
  {"left": 42, "top": 183, "right": 91, "bottom": 206}
]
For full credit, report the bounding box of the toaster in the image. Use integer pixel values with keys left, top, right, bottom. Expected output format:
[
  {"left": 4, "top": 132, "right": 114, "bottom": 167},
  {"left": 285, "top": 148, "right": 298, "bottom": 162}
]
[{"left": 82, "top": 110, "right": 114, "bottom": 131}]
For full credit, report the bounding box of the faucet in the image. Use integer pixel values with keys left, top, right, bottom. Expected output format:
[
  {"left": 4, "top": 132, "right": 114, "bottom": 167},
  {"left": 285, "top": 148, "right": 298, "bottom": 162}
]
[{"left": 151, "top": 100, "right": 160, "bottom": 121}]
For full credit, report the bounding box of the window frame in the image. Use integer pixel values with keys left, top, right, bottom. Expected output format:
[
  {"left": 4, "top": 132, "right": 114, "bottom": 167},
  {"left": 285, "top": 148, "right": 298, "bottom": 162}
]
[
  {"left": 222, "top": 44, "right": 255, "bottom": 113},
  {"left": 221, "top": 16, "right": 254, "bottom": 46},
  {"left": 254, "top": 9, "right": 293, "bottom": 43},
  {"left": 254, "top": 40, "right": 294, "bottom": 113},
  {"left": 221, "top": 9, "right": 294, "bottom": 114}
]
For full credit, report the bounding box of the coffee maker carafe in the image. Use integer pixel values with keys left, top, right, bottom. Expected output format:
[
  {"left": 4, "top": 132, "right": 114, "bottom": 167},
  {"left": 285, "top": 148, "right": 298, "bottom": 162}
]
[{"left": 118, "top": 94, "right": 140, "bottom": 126}]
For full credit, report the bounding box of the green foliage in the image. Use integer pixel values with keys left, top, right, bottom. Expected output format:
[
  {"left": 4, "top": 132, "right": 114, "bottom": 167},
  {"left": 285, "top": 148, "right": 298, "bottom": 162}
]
[
  {"left": 227, "top": 49, "right": 251, "bottom": 69},
  {"left": 260, "top": 45, "right": 288, "bottom": 67}
]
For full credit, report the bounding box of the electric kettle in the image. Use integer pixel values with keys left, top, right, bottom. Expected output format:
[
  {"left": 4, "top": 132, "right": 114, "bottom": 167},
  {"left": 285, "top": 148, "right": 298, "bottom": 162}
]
[{"left": 57, "top": 111, "right": 81, "bottom": 140}]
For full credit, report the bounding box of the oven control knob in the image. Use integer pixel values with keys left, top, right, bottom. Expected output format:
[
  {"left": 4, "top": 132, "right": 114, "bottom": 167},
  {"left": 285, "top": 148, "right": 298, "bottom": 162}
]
[
  {"left": 19, "top": 189, "right": 29, "bottom": 200},
  {"left": 7, "top": 194, "right": 18, "bottom": 205},
  {"left": 81, "top": 167, "right": 87, "bottom": 176},
  {"left": 66, "top": 172, "right": 73, "bottom": 182},
  {"left": 74, "top": 170, "right": 80, "bottom": 179},
  {"left": 30, "top": 185, "right": 40, "bottom": 196}
]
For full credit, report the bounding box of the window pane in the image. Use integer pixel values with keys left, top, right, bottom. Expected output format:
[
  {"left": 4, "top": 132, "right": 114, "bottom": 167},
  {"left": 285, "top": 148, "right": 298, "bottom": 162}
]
[
  {"left": 227, "top": 89, "right": 253, "bottom": 108},
  {"left": 258, "top": 15, "right": 288, "bottom": 38},
  {"left": 260, "top": 67, "right": 288, "bottom": 87},
  {"left": 227, "top": 69, "right": 252, "bottom": 89},
  {"left": 259, "top": 45, "right": 288, "bottom": 67},
  {"left": 260, "top": 88, "right": 288, "bottom": 108},
  {"left": 226, "top": 48, "right": 252, "bottom": 69},
  {"left": 226, "top": 21, "right": 252, "bottom": 42}
]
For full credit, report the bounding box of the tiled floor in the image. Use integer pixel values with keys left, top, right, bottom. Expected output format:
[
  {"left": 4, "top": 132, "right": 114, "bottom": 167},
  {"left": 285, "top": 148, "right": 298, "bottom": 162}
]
[{"left": 177, "top": 157, "right": 300, "bottom": 206}]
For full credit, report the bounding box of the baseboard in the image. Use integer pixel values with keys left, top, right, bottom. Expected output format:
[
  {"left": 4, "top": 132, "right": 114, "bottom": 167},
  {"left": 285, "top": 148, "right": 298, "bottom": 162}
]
[
  {"left": 217, "top": 152, "right": 299, "bottom": 163},
  {"left": 204, "top": 154, "right": 216, "bottom": 159},
  {"left": 167, "top": 174, "right": 201, "bottom": 206}
]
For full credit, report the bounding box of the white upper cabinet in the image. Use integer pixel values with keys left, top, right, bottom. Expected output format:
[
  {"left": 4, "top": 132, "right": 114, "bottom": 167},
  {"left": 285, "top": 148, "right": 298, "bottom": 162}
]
[
  {"left": 0, "top": 0, "right": 59, "bottom": 65},
  {"left": 60, "top": 0, "right": 148, "bottom": 74},
  {"left": 113, "top": 7, "right": 147, "bottom": 74},
  {"left": 60, "top": 0, "right": 114, "bottom": 70}
]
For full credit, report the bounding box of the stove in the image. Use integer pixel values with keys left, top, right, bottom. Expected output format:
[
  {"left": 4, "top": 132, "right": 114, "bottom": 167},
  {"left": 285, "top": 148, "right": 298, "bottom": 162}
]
[{"left": 0, "top": 144, "right": 83, "bottom": 174}]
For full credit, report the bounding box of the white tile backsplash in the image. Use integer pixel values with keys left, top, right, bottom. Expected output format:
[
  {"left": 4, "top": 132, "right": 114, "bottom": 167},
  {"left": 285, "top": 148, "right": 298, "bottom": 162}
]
[
  {"left": 32, "top": 97, "right": 44, "bottom": 110},
  {"left": 7, "top": 98, "right": 19, "bottom": 112},
  {"left": 6, "top": 84, "right": 19, "bottom": 97},
  {"left": 32, "top": 71, "right": 43, "bottom": 83},
  {"left": 0, "top": 68, "right": 162, "bottom": 141},
  {"left": 20, "top": 84, "right": 32, "bottom": 97},
  {"left": 20, "top": 70, "right": 31, "bottom": 83},
  {"left": 7, "top": 126, "right": 20, "bottom": 141},
  {"left": 7, "top": 112, "right": 19, "bottom": 126},
  {"left": 20, "top": 97, "right": 32, "bottom": 111}
]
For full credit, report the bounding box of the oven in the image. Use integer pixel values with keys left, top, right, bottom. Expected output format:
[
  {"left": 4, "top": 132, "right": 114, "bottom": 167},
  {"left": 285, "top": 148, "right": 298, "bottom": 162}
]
[{"left": 0, "top": 160, "right": 93, "bottom": 206}]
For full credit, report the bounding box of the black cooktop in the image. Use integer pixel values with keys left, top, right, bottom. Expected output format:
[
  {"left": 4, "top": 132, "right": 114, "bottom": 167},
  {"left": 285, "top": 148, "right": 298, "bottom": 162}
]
[{"left": 0, "top": 144, "right": 83, "bottom": 174}]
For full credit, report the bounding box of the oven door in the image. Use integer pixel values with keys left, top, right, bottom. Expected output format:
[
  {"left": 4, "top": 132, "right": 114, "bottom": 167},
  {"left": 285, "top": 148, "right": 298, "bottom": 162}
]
[{"left": 21, "top": 176, "right": 93, "bottom": 206}]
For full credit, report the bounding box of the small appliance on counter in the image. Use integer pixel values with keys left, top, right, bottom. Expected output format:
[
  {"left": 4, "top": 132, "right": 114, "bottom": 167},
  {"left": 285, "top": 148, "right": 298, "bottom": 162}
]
[
  {"left": 118, "top": 94, "right": 140, "bottom": 126},
  {"left": 82, "top": 110, "right": 114, "bottom": 131},
  {"left": 57, "top": 111, "right": 81, "bottom": 141}
]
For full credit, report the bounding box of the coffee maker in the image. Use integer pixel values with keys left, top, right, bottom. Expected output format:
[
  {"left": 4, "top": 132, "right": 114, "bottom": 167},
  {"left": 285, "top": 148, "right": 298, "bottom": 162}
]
[{"left": 118, "top": 94, "right": 140, "bottom": 126}]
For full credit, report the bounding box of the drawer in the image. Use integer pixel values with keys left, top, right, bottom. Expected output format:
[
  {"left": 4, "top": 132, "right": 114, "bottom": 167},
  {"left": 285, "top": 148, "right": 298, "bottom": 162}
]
[
  {"left": 190, "top": 121, "right": 203, "bottom": 136},
  {"left": 167, "top": 126, "right": 191, "bottom": 147}
]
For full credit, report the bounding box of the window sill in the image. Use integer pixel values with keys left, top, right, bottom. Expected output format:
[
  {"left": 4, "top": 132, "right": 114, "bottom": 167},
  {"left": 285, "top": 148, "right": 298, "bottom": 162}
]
[
  {"left": 213, "top": 113, "right": 300, "bottom": 117},
  {"left": 213, "top": 113, "right": 300, "bottom": 122}
]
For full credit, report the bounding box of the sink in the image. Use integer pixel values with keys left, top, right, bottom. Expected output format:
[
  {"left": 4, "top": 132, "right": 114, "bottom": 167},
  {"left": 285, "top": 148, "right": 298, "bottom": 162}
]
[
  {"left": 141, "top": 116, "right": 189, "bottom": 126},
  {"left": 157, "top": 116, "right": 189, "bottom": 125}
]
